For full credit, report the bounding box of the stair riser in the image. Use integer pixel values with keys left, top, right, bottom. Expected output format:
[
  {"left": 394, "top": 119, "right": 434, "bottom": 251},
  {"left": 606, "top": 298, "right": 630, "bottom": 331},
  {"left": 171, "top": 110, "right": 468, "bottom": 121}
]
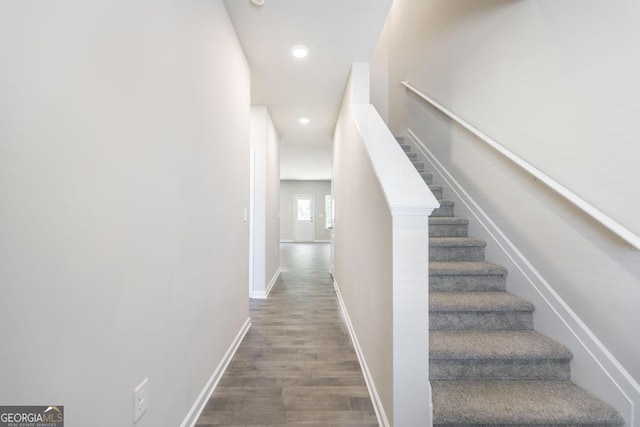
[
  {"left": 430, "top": 359, "right": 571, "bottom": 380},
  {"left": 430, "top": 246, "right": 485, "bottom": 262},
  {"left": 431, "top": 204, "right": 454, "bottom": 217},
  {"left": 407, "top": 152, "right": 418, "bottom": 161},
  {"left": 413, "top": 162, "right": 425, "bottom": 172},
  {"left": 399, "top": 144, "right": 410, "bottom": 152},
  {"left": 430, "top": 188, "right": 443, "bottom": 200},
  {"left": 421, "top": 173, "right": 433, "bottom": 184},
  {"left": 430, "top": 312, "right": 533, "bottom": 330},
  {"left": 433, "top": 424, "right": 603, "bottom": 427},
  {"left": 429, "top": 224, "right": 468, "bottom": 237}
]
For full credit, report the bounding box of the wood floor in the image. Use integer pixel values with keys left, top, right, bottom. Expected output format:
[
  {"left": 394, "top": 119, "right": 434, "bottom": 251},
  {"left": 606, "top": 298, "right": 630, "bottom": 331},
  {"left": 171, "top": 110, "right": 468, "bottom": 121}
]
[{"left": 195, "top": 243, "right": 378, "bottom": 427}]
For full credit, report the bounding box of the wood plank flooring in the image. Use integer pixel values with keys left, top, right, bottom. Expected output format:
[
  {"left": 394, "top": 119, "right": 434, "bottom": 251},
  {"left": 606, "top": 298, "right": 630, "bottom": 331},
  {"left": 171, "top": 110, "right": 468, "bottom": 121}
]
[{"left": 195, "top": 243, "right": 378, "bottom": 427}]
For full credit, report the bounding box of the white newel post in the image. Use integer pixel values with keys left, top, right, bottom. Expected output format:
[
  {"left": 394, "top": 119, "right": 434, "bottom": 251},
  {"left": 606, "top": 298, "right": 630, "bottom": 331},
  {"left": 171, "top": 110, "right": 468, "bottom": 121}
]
[{"left": 392, "top": 213, "right": 432, "bottom": 427}]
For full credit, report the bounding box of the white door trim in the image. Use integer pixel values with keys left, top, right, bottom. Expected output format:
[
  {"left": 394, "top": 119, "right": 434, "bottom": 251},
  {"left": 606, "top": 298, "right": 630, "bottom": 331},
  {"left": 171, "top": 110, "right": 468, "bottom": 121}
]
[{"left": 293, "top": 194, "right": 315, "bottom": 242}]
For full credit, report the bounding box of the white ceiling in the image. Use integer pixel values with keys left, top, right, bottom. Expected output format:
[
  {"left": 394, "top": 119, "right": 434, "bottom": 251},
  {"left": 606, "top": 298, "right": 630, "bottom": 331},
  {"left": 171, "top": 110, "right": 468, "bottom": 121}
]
[{"left": 223, "top": 0, "right": 392, "bottom": 180}]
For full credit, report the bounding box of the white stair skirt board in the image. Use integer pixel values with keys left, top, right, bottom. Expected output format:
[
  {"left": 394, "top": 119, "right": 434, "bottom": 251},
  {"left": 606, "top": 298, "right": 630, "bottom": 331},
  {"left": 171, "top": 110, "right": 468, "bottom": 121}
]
[
  {"left": 180, "top": 318, "right": 251, "bottom": 427},
  {"left": 333, "top": 278, "right": 390, "bottom": 427},
  {"left": 251, "top": 268, "right": 281, "bottom": 299},
  {"left": 407, "top": 129, "right": 639, "bottom": 425}
]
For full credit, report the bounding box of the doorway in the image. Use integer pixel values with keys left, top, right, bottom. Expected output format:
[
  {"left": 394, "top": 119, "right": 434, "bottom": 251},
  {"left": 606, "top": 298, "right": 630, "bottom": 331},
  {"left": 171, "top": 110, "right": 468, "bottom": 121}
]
[{"left": 294, "top": 194, "right": 314, "bottom": 242}]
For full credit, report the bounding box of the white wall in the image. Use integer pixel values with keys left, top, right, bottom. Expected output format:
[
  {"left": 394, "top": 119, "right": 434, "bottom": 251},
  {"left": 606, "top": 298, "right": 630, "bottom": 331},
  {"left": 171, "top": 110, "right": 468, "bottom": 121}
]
[
  {"left": 332, "top": 63, "right": 436, "bottom": 427},
  {"left": 333, "top": 74, "right": 394, "bottom": 425},
  {"left": 279, "top": 180, "right": 332, "bottom": 242},
  {"left": 0, "top": 2, "right": 250, "bottom": 426},
  {"left": 380, "top": 0, "right": 640, "bottom": 238},
  {"left": 265, "top": 111, "right": 281, "bottom": 295},
  {"left": 371, "top": 0, "right": 640, "bottom": 423},
  {"left": 250, "top": 106, "right": 280, "bottom": 298},
  {"left": 370, "top": 17, "right": 390, "bottom": 125}
]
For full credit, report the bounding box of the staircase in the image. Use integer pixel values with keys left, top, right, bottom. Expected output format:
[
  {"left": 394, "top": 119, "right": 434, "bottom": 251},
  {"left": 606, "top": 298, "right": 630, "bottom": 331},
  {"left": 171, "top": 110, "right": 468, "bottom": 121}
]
[{"left": 398, "top": 138, "right": 624, "bottom": 426}]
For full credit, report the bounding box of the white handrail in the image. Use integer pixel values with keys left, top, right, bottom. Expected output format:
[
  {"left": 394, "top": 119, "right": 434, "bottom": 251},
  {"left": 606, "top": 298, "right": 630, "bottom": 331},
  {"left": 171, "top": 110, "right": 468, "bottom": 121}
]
[
  {"left": 351, "top": 104, "right": 439, "bottom": 216},
  {"left": 402, "top": 80, "right": 640, "bottom": 250}
]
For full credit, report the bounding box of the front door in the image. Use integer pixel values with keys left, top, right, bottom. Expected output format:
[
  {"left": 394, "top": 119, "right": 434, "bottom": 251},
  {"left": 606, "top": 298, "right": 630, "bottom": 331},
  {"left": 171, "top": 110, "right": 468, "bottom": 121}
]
[{"left": 294, "top": 194, "right": 314, "bottom": 242}]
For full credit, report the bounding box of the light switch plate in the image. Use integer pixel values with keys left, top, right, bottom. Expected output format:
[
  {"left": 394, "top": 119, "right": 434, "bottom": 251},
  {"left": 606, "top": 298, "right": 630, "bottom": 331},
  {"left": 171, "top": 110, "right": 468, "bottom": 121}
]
[{"left": 133, "top": 378, "right": 148, "bottom": 423}]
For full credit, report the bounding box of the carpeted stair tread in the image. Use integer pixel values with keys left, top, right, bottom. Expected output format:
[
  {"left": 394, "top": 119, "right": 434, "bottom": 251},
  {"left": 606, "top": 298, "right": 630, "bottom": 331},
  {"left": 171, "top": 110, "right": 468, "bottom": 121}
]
[
  {"left": 432, "top": 380, "right": 625, "bottom": 426},
  {"left": 399, "top": 134, "right": 623, "bottom": 424},
  {"left": 430, "top": 291, "right": 535, "bottom": 331},
  {"left": 430, "top": 237, "right": 486, "bottom": 248},
  {"left": 430, "top": 292, "right": 534, "bottom": 313},
  {"left": 430, "top": 217, "right": 469, "bottom": 237},
  {"left": 430, "top": 261, "right": 507, "bottom": 276},
  {"left": 430, "top": 217, "right": 469, "bottom": 226},
  {"left": 430, "top": 330, "right": 572, "bottom": 360},
  {"left": 429, "top": 262, "right": 508, "bottom": 292},
  {"left": 430, "top": 237, "right": 486, "bottom": 262},
  {"left": 431, "top": 200, "right": 455, "bottom": 217}
]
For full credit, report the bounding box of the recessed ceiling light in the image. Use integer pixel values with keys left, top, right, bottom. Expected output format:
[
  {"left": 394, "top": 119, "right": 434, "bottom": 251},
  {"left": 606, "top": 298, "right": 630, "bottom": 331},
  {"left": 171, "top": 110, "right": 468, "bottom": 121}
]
[
  {"left": 291, "top": 45, "right": 309, "bottom": 59},
  {"left": 299, "top": 117, "right": 310, "bottom": 124},
  {"left": 251, "top": 0, "right": 265, "bottom": 6}
]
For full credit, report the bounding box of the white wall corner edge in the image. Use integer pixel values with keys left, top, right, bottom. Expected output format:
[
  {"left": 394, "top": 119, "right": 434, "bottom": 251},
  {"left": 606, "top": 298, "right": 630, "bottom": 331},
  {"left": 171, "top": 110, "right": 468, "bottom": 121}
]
[
  {"left": 180, "top": 318, "right": 252, "bottom": 427},
  {"left": 333, "top": 278, "right": 391, "bottom": 427},
  {"left": 407, "top": 129, "right": 640, "bottom": 427},
  {"left": 252, "top": 267, "right": 281, "bottom": 299}
]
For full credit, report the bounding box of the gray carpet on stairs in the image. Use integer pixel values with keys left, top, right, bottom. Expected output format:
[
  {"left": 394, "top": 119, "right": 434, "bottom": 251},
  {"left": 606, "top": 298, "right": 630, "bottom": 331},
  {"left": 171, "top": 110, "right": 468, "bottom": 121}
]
[
  {"left": 432, "top": 381, "right": 624, "bottom": 426},
  {"left": 397, "top": 136, "right": 624, "bottom": 426}
]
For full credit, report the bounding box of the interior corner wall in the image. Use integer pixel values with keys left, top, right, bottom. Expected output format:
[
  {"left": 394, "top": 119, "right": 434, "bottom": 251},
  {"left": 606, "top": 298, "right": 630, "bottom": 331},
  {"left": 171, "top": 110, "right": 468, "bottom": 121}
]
[
  {"left": 369, "top": 0, "right": 640, "bottom": 417},
  {"left": 371, "top": 1, "right": 410, "bottom": 137},
  {"left": 370, "top": 14, "right": 390, "bottom": 126},
  {"left": 250, "top": 106, "right": 280, "bottom": 296},
  {"left": 279, "top": 181, "right": 332, "bottom": 242},
  {"left": 0, "top": 2, "right": 250, "bottom": 426}
]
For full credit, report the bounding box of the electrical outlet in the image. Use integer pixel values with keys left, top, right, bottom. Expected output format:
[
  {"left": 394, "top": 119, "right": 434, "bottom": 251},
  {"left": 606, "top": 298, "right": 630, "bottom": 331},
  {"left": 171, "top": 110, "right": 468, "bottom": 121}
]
[{"left": 133, "top": 378, "right": 149, "bottom": 423}]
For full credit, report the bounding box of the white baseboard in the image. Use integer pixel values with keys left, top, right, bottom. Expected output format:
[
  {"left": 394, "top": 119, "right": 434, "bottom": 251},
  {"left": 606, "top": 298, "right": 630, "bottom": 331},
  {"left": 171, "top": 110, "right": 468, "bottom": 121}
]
[
  {"left": 266, "top": 267, "right": 281, "bottom": 297},
  {"left": 407, "top": 128, "right": 639, "bottom": 426},
  {"left": 180, "top": 317, "right": 251, "bottom": 427},
  {"left": 251, "top": 268, "right": 281, "bottom": 299},
  {"left": 333, "top": 278, "right": 390, "bottom": 427}
]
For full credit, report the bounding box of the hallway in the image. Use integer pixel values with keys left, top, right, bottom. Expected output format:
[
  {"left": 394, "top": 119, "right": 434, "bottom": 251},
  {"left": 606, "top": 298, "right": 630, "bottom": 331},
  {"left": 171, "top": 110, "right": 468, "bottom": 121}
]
[{"left": 195, "top": 243, "right": 378, "bottom": 426}]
